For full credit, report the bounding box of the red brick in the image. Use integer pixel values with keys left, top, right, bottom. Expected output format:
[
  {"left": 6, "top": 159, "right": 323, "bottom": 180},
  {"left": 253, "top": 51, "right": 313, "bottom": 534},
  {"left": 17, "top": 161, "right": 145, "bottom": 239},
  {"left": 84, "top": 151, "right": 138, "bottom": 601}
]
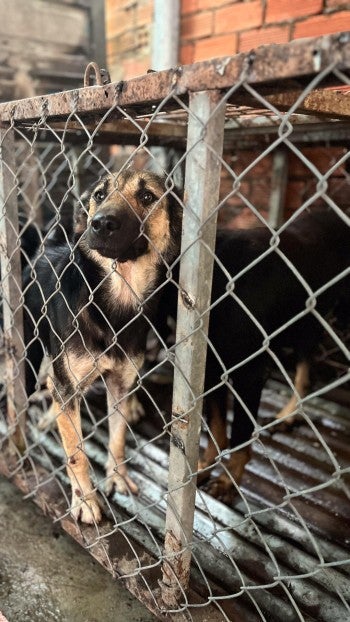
[
  {"left": 289, "top": 146, "right": 347, "bottom": 176},
  {"left": 327, "top": 177, "right": 350, "bottom": 207},
  {"left": 293, "top": 11, "right": 350, "bottom": 38},
  {"left": 181, "top": 11, "right": 213, "bottom": 39},
  {"left": 214, "top": 1, "right": 263, "bottom": 35},
  {"left": 227, "top": 150, "right": 272, "bottom": 175},
  {"left": 220, "top": 179, "right": 251, "bottom": 205},
  {"left": 181, "top": 0, "right": 198, "bottom": 14},
  {"left": 239, "top": 25, "right": 290, "bottom": 51},
  {"left": 200, "top": 0, "right": 239, "bottom": 9},
  {"left": 233, "top": 207, "right": 269, "bottom": 229},
  {"left": 285, "top": 180, "right": 308, "bottom": 210},
  {"left": 194, "top": 33, "right": 237, "bottom": 61},
  {"left": 180, "top": 43, "right": 195, "bottom": 64},
  {"left": 249, "top": 178, "right": 271, "bottom": 210},
  {"left": 266, "top": 0, "right": 323, "bottom": 23}
]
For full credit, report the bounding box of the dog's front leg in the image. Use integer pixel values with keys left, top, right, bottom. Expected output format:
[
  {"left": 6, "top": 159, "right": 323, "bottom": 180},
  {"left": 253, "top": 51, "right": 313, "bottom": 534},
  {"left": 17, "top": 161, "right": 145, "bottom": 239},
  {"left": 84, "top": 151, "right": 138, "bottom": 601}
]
[
  {"left": 105, "top": 374, "right": 139, "bottom": 496},
  {"left": 275, "top": 360, "right": 310, "bottom": 425},
  {"left": 54, "top": 397, "right": 102, "bottom": 524}
]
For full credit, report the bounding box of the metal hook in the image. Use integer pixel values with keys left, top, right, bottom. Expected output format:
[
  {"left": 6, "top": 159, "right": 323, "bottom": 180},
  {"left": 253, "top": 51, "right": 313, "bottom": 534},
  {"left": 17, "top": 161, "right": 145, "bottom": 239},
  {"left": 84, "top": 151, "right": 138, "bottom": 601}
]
[{"left": 83, "top": 62, "right": 111, "bottom": 87}]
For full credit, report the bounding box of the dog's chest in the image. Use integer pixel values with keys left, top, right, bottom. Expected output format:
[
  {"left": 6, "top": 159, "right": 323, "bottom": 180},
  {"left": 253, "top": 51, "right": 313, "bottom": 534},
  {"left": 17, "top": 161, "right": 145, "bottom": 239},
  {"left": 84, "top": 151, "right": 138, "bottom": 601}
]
[{"left": 63, "top": 348, "right": 143, "bottom": 390}]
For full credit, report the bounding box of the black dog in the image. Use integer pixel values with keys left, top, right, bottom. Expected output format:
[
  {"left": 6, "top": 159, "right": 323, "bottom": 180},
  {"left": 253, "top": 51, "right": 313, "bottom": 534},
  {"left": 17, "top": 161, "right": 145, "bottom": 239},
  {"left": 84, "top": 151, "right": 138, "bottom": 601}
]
[
  {"left": 151, "top": 206, "right": 350, "bottom": 501},
  {"left": 199, "top": 209, "right": 350, "bottom": 500},
  {"left": 24, "top": 169, "right": 181, "bottom": 523}
]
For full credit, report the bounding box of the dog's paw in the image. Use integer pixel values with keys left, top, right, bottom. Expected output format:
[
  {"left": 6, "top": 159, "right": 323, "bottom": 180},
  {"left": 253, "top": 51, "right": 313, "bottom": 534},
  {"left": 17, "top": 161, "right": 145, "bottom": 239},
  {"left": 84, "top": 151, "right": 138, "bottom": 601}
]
[
  {"left": 127, "top": 393, "right": 145, "bottom": 425},
  {"left": 105, "top": 465, "right": 139, "bottom": 496},
  {"left": 205, "top": 473, "right": 236, "bottom": 504},
  {"left": 37, "top": 405, "right": 57, "bottom": 431},
  {"left": 204, "top": 448, "right": 251, "bottom": 503},
  {"left": 70, "top": 489, "right": 102, "bottom": 524},
  {"left": 275, "top": 407, "right": 296, "bottom": 425}
]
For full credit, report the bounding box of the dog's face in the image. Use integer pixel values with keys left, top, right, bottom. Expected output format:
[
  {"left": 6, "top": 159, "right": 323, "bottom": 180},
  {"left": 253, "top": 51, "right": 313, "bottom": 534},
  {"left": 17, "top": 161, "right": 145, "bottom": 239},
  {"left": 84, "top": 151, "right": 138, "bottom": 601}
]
[{"left": 76, "top": 169, "right": 178, "bottom": 263}]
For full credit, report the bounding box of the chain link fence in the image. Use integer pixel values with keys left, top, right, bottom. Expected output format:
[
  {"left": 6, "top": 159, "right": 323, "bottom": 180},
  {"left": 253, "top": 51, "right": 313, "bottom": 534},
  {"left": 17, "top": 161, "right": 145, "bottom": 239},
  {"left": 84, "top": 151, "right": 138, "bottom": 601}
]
[{"left": 1, "top": 33, "right": 350, "bottom": 621}]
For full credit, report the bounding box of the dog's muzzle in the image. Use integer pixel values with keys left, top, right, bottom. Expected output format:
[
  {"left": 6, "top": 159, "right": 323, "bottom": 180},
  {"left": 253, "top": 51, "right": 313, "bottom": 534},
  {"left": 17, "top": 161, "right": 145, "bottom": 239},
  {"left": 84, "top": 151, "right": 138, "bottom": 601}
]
[{"left": 87, "top": 207, "right": 148, "bottom": 261}]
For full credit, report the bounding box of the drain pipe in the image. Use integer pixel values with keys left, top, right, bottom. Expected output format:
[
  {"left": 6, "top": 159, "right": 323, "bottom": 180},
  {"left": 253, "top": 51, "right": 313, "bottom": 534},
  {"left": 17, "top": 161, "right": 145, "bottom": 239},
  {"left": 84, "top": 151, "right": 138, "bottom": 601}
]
[
  {"left": 150, "top": 0, "right": 182, "bottom": 183},
  {"left": 151, "top": 0, "right": 180, "bottom": 70}
]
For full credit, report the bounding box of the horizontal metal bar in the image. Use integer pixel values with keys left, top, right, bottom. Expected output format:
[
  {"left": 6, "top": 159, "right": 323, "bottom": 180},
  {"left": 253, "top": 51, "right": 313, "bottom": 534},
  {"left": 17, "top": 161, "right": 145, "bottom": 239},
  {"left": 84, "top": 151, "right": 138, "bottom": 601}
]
[{"left": 0, "top": 33, "right": 349, "bottom": 123}]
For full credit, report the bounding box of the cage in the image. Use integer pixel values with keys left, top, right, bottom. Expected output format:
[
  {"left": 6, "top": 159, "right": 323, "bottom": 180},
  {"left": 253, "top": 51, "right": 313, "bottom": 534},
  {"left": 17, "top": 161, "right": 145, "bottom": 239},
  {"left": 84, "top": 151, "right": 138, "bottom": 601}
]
[{"left": 0, "top": 33, "right": 350, "bottom": 622}]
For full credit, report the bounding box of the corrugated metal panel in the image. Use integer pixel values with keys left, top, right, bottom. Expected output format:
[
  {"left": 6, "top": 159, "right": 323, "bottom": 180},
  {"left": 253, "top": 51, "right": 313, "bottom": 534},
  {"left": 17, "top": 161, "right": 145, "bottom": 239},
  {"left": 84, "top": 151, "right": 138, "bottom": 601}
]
[{"left": 3, "top": 377, "right": 346, "bottom": 622}]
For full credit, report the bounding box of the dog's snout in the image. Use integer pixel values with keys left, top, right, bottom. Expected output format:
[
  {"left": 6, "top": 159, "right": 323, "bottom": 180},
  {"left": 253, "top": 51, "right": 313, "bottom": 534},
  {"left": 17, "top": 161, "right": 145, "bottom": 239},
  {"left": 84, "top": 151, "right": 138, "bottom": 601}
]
[
  {"left": 91, "top": 212, "right": 121, "bottom": 235},
  {"left": 87, "top": 203, "right": 146, "bottom": 261}
]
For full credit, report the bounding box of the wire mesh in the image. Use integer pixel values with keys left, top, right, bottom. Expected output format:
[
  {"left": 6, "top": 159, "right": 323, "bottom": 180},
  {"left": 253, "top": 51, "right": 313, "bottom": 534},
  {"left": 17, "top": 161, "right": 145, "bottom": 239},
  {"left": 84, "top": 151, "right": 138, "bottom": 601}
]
[{"left": 0, "top": 33, "right": 350, "bottom": 622}]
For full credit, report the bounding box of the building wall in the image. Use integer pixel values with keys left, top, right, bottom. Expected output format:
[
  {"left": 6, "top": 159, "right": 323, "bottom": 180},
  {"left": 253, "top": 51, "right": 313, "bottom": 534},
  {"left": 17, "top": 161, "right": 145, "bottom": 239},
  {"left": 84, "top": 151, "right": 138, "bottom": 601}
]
[
  {"left": 106, "top": 0, "right": 350, "bottom": 79},
  {"left": 106, "top": 0, "right": 153, "bottom": 82},
  {"left": 105, "top": 1, "right": 350, "bottom": 227},
  {"left": 0, "top": 0, "right": 105, "bottom": 101},
  {"left": 181, "top": 0, "right": 350, "bottom": 63}
]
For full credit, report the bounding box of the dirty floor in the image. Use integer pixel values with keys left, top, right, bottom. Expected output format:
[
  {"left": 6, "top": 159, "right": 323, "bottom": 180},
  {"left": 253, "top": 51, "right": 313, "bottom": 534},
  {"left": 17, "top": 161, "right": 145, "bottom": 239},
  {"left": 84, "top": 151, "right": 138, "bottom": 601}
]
[{"left": 0, "top": 476, "right": 157, "bottom": 622}]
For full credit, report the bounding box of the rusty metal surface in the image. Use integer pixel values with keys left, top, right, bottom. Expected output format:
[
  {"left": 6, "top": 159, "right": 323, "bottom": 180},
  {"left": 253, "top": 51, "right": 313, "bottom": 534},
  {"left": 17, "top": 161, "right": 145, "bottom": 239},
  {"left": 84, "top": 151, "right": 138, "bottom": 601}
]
[
  {"left": 266, "top": 87, "right": 350, "bottom": 118},
  {"left": 0, "top": 33, "right": 349, "bottom": 124}
]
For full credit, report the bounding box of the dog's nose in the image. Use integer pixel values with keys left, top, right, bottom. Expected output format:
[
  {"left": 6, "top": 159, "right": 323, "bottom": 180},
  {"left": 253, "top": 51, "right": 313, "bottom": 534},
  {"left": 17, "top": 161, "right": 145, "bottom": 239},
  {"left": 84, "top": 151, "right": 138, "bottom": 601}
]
[{"left": 91, "top": 213, "right": 121, "bottom": 234}]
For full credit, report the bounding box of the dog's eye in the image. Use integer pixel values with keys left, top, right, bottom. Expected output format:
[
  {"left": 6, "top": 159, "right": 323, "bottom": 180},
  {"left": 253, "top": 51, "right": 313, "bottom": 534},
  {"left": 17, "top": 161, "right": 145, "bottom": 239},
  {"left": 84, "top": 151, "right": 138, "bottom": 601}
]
[
  {"left": 139, "top": 190, "right": 155, "bottom": 206},
  {"left": 93, "top": 189, "right": 106, "bottom": 203}
]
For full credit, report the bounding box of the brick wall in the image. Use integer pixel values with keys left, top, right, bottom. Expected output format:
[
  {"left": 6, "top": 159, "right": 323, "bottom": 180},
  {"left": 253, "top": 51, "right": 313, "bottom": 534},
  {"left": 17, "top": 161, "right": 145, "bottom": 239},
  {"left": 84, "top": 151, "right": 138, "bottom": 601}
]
[
  {"left": 180, "top": 0, "right": 350, "bottom": 63},
  {"left": 218, "top": 147, "right": 349, "bottom": 229},
  {"left": 106, "top": 1, "right": 350, "bottom": 78},
  {"left": 106, "top": 0, "right": 153, "bottom": 82},
  {"left": 105, "top": 1, "right": 350, "bottom": 228}
]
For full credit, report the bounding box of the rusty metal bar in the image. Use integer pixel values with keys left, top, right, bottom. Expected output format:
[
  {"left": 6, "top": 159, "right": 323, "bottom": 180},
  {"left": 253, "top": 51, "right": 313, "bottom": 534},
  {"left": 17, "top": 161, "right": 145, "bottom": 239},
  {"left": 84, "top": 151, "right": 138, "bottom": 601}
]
[
  {"left": 0, "top": 126, "right": 27, "bottom": 451},
  {"left": 0, "top": 33, "right": 349, "bottom": 123},
  {"left": 161, "top": 90, "right": 226, "bottom": 607}
]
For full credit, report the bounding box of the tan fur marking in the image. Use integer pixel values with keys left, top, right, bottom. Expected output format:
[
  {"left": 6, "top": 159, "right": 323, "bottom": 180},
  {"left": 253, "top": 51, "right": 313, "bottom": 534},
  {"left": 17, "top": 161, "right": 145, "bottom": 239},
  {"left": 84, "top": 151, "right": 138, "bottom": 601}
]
[
  {"left": 206, "top": 447, "right": 251, "bottom": 503},
  {"left": 275, "top": 360, "right": 310, "bottom": 423},
  {"left": 104, "top": 356, "right": 143, "bottom": 495},
  {"left": 54, "top": 398, "right": 102, "bottom": 523},
  {"left": 198, "top": 401, "right": 227, "bottom": 480},
  {"left": 79, "top": 170, "right": 173, "bottom": 312}
]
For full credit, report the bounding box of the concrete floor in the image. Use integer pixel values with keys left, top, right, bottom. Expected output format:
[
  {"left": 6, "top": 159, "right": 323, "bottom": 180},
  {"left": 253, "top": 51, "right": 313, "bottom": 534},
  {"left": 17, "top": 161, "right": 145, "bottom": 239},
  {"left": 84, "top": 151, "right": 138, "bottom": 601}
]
[{"left": 0, "top": 476, "right": 157, "bottom": 622}]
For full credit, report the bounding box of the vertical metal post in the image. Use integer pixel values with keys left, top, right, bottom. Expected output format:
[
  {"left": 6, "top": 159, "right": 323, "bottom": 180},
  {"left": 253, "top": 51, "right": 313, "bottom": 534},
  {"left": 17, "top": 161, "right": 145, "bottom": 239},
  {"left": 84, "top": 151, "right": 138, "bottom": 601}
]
[
  {"left": 161, "top": 90, "right": 226, "bottom": 607},
  {"left": 0, "top": 126, "right": 27, "bottom": 451},
  {"left": 152, "top": 0, "right": 180, "bottom": 70},
  {"left": 268, "top": 146, "right": 288, "bottom": 228}
]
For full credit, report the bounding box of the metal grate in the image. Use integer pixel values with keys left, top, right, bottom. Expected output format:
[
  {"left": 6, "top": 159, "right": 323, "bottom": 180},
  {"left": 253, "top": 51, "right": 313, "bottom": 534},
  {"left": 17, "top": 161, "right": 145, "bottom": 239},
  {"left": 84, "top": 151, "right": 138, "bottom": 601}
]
[{"left": 0, "top": 33, "right": 350, "bottom": 621}]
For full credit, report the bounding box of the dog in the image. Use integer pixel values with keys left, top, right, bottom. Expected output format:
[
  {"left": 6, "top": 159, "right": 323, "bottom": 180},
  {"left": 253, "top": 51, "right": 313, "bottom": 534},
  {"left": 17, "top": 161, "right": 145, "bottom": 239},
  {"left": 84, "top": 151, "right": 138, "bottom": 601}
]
[
  {"left": 23, "top": 169, "right": 181, "bottom": 524},
  {"left": 199, "top": 210, "right": 350, "bottom": 501},
  {"left": 24, "top": 167, "right": 350, "bottom": 517},
  {"left": 150, "top": 206, "right": 350, "bottom": 502}
]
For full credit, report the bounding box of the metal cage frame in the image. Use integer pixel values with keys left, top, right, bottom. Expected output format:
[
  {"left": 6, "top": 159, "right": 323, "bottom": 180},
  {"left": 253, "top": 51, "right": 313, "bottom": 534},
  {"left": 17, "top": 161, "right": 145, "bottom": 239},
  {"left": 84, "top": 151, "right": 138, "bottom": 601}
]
[{"left": 1, "top": 33, "right": 350, "bottom": 621}]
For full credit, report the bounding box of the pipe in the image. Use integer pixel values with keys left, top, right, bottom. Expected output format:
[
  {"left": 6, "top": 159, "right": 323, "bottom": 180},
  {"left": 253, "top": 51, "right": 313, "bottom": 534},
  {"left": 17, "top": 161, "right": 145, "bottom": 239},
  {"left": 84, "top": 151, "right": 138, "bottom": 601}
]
[{"left": 151, "top": 0, "right": 180, "bottom": 70}]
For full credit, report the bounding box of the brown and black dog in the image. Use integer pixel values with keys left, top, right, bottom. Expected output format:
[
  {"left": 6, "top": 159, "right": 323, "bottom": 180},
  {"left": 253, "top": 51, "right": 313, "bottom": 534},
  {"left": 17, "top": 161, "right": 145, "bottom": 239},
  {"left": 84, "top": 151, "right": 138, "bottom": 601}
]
[
  {"left": 24, "top": 168, "right": 350, "bottom": 520},
  {"left": 24, "top": 169, "right": 181, "bottom": 523}
]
